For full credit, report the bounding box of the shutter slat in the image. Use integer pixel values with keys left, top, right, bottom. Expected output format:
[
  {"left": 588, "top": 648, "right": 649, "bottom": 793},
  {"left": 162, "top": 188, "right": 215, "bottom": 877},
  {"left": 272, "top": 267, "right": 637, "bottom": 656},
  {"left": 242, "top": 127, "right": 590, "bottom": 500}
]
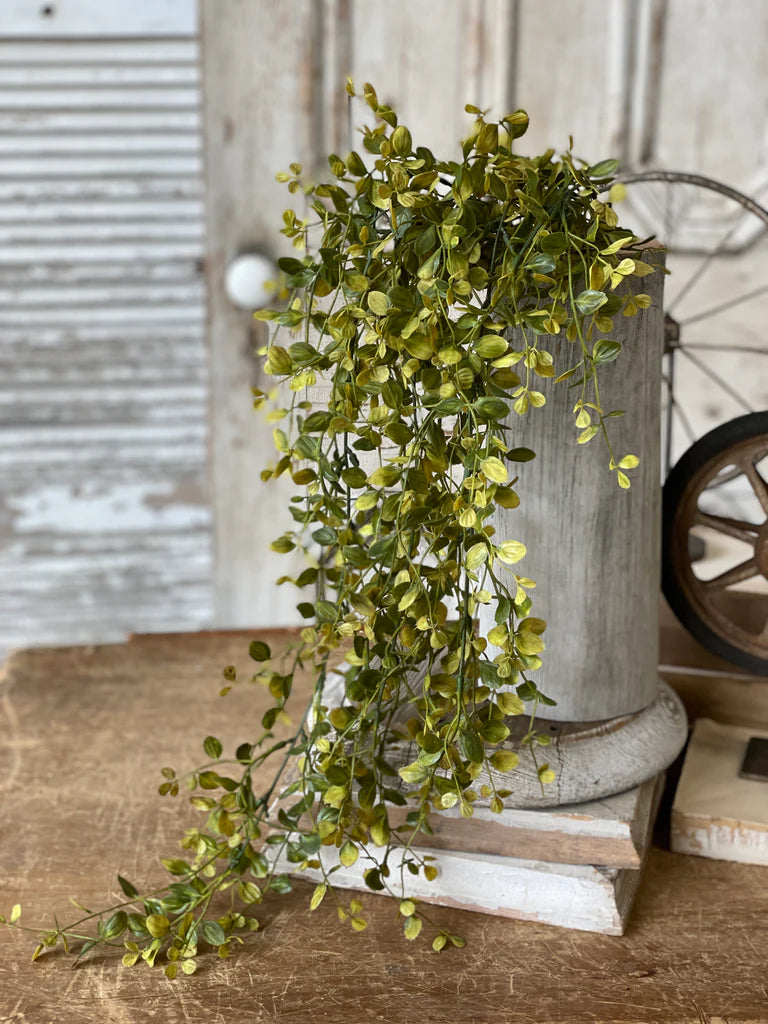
[
  {"left": 0, "top": 133, "right": 201, "bottom": 154},
  {"left": 0, "top": 199, "right": 205, "bottom": 222},
  {"left": 0, "top": 110, "right": 201, "bottom": 132}
]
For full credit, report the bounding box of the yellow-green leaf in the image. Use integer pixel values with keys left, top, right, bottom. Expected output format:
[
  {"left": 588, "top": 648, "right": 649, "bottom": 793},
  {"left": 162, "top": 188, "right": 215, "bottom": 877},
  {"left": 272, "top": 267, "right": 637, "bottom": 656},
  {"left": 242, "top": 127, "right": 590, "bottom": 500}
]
[
  {"left": 355, "top": 490, "right": 379, "bottom": 511},
  {"left": 392, "top": 125, "right": 412, "bottom": 156},
  {"left": 145, "top": 914, "right": 170, "bottom": 938},
  {"left": 617, "top": 470, "right": 631, "bottom": 489},
  {"left": 398, "top": 584, "right": 420, "bottom": 611},
  {"left": 370, "top": 818, "right": 390, "bottom": 847},
  {"left": 399, "top": 899, "right": 416, "bottom": 917},
  {"left": 516, "top": 631, "right": 545, "bottom": 655},
  {"left": 490, "top": 749, "right": 520, "bottom": 772},
  {"left": 339, "top": 841, "right": 358, "bottom": 868},
  {"left": 458, "top": 507, "right": 477, "bottom": 528},
  {"left": 465, "top": 542, "right": 488, "bottom": 571},
  {"left": 496, "top": 692, "right": 525, "bottom": 716},
  {"left": 404, "top": 334, "right": 434, "bottom": 360},
  {"left": 618, "top": 454, "right": 639, "bottom": 469},
  {"left": 368, "top": 465, "right": 400, "bottom": 487},
  {"left": 487, "top": 623, "right": 508, "bottom": 647},
  {"left": 404, "top": 915, "right": 423, "bottom": 940},
  {"left": 577, "top": 425, "right": 599, "bottom": 444},
  {"left": 398, "top": 761, "right": 428, "bottom": 785},
  {"left": 480, "top": 456, "right": 508, "bottom": 483},
  {"left": 575, "top": 408, "right": 591, "bottom": 428},
  {"left": 600, "top": 234, "right": 633, "bottom": 256},
  {"left": 323, "top": 785, "right": 348, "bottom": 807},
  {"left": 310, "top": 883, "right": 327, "bottom": 911},
  {"left": 475, "top": 335, "right": 508, "bottom": 359},
  {"left": 496, "top": 540, "right": 527, "bottom": 565},
  {"left": 367, "top": 291, "right": 391, "bottom": 315}
]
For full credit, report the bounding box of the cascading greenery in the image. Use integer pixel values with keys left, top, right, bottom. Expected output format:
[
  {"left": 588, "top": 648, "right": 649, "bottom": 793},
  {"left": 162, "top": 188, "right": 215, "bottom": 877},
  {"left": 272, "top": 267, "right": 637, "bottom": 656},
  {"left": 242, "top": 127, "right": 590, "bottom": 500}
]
[{"left": 2, "top": 83, "right": 656, "bottom": 973}]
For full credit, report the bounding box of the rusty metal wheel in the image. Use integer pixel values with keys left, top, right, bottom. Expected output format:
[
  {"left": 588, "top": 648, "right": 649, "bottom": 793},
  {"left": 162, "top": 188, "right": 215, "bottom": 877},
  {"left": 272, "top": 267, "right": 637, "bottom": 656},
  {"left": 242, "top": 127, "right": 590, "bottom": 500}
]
[{"left": 663, "top": 411, "right": 768, "bottom": 674}]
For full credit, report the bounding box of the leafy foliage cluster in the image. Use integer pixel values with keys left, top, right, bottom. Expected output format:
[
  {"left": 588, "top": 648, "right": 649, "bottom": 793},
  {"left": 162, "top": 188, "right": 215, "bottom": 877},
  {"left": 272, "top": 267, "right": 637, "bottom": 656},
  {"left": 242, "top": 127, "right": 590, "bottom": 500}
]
[{"left": 2, "top": 83, "right": 656, "bottom": 973}]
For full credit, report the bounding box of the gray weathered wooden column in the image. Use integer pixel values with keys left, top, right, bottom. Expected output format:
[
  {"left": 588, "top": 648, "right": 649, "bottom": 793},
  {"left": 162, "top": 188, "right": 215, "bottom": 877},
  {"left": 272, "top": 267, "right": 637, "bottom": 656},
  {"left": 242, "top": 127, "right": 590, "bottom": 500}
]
[{"left": 479, "top": 249, "right": 687, "bottom": 804}]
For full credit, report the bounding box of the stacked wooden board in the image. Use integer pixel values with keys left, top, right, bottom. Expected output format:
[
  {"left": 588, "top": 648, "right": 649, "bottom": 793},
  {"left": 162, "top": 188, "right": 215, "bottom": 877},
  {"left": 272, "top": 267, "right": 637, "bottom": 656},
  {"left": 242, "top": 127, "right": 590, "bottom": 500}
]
[{"left": 278, "top": 774, "right": 664, "bottom": 935}]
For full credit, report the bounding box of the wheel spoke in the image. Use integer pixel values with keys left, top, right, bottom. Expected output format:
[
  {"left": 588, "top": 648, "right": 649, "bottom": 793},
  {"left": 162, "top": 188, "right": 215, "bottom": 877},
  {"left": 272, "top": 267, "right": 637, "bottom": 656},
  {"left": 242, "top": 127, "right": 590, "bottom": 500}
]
[
  {"left": 678, "top": 347, "right": 753, "bottom": 413},
  {"left": 678, "top": 282, "right": 768, "bottom": 328},
  {"left": 666, "top": 209, "right": 757, "bottom": 316},
  {"left": 693, "top": 510, "right": 761, "bottom": 543},
  {"left": 703, "top": 464, "right": 747, "bottom": 490},
  {"left": 742, "top": 459, "right": 768, "bottom": 516},
  {"left": 704, "top": 557, "right": 760, "bottom": 589}
]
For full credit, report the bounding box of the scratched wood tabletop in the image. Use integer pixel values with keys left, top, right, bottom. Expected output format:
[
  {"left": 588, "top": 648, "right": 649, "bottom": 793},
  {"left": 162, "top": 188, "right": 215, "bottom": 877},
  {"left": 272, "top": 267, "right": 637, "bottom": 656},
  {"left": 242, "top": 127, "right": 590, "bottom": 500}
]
[{"left": 1, "top": 628, "right": 767, "bottom": 1024}]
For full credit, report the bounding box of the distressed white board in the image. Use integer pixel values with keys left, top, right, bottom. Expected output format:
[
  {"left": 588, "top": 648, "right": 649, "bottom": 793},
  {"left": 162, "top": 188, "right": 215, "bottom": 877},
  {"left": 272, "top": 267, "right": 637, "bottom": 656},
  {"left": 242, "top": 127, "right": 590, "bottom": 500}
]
[
  {"left": 282, "top": 838, "right": 652, "bottom": 936},
  {"left": 0, "top": 4, "right": 212, "bottom": 656},
  {"left": 672, "top": 718, "right": 768, "bottom": 866}
]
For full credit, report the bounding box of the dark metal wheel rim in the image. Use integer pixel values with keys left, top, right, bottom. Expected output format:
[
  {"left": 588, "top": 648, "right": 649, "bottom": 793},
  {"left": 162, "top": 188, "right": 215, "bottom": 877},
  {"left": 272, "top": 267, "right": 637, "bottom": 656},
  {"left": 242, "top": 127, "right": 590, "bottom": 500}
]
[{"left": 671, "top": 434, "right": 768, "bottom": 659}]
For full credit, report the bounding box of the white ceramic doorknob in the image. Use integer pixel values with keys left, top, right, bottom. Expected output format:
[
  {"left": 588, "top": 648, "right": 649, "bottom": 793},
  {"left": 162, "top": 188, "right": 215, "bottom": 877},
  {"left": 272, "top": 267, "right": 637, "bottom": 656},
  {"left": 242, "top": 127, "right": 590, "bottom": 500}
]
[{"left": 224, "top": 252, "right": 277, "bottom": 310}]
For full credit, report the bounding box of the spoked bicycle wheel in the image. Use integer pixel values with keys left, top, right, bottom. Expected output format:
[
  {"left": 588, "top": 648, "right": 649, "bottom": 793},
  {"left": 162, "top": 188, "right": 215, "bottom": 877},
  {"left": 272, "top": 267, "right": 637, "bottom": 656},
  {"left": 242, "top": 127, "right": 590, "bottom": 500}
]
[{"left": 611, "top": 171, "right": 768, "bottom": 671}]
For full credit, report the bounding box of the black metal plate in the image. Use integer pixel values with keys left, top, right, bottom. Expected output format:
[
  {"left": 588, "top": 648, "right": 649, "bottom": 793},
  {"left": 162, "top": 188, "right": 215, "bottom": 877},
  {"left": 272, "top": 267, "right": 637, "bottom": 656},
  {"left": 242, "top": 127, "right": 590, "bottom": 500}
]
[{"left": 739, "top": 736, "right": 768, "bottom": 782}]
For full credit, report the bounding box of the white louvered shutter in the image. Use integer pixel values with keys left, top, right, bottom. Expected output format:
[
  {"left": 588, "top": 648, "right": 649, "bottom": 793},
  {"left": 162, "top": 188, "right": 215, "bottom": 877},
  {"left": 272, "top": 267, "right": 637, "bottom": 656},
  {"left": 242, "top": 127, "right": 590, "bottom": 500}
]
[{"left": 1, "top": 1, "right": 212, "bottom": 654}]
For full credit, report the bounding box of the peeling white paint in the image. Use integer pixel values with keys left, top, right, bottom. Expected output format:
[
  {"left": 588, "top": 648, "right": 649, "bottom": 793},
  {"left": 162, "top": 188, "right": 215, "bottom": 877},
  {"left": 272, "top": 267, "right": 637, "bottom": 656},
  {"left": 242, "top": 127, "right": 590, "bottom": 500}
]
[{"left": 6, "top": 482, "right": 211, "bottom": 534}]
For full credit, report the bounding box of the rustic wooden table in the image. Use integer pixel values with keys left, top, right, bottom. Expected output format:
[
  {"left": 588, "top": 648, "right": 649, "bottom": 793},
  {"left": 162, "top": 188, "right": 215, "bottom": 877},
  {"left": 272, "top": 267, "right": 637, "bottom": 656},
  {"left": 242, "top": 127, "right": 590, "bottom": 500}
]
[{"left": 1, "top": 627, "right": 767, "bottom": 1024}]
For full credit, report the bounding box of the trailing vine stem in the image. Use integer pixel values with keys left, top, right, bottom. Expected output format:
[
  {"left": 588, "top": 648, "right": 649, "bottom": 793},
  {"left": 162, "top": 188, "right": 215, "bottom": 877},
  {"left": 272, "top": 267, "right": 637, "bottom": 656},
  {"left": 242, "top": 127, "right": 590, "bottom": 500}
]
[{"left": 2, "top": 82, "right": 658, "bottom": 973}]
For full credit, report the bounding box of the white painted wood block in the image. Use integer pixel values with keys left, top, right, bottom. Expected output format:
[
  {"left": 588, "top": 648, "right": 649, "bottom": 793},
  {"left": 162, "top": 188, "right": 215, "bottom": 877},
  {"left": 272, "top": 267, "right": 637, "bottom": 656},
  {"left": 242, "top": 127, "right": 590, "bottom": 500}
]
[
  {"left": 308, "top": 848, "right": 639, "bottom": 935},
  {"left": 672, "top": 718, "right": 768, "bottom": 866}
]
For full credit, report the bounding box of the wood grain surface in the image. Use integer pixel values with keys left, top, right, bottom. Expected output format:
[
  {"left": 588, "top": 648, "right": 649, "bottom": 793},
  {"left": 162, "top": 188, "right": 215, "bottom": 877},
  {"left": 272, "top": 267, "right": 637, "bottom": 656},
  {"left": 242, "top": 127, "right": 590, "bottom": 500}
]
[{"left": 2, "top": 629, "right": 768, "bottom": 1024}]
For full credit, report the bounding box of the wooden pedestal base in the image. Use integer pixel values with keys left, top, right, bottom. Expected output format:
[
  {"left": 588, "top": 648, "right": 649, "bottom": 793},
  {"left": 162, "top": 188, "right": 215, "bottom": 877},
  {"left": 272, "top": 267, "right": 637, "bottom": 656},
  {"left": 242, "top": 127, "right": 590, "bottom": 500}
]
[
  {"left": 282, "top": 774, "right": 664, "bottom": 935},
  {"left": 322, "top": 670, "right": 687, "bottom": 808},
  {"left": 484, "top": 681, "right": 687, "bottom": 808}
]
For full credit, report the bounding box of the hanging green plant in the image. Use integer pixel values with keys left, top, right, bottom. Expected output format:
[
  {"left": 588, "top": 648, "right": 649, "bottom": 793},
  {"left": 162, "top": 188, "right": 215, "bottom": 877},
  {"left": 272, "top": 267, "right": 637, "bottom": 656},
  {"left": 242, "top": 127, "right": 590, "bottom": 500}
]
[{"left": 1, "top": 82, "right": 657, "bottom": 973}]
